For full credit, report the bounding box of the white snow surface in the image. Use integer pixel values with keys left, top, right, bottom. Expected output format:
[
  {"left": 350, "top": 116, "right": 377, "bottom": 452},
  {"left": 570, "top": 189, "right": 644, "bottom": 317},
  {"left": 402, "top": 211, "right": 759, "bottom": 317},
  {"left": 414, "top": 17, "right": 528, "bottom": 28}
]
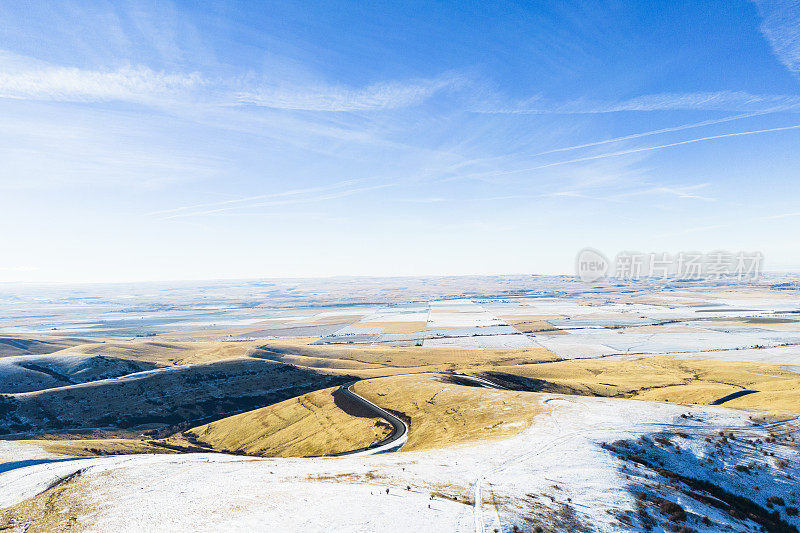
[
  {"left": 675, "top": 344, "right": 800, "bottom": 368},
  {"left": 422, "top": 334, "right": 541, "bottom": 349},
  {"left": 2, "top": 395, "right": 797, "bottom": 532}
]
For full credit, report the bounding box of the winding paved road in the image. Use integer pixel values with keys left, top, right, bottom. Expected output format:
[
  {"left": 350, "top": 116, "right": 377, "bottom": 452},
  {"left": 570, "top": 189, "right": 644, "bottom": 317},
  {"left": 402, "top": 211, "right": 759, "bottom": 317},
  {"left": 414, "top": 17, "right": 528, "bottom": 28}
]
[
  {"left": 332, "top": 382, "right": 408, "bottom": 456},
  {"left": 331, "top": 372, "right": 507, "bottom": 457}
]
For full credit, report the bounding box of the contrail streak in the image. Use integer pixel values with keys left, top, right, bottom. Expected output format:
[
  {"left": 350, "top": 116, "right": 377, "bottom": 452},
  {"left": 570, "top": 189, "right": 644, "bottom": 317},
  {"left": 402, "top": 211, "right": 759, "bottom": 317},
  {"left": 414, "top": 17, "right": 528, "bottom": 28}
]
[
  {"left": 147, "top": 179, "right": 369, "bottom": 216},
  {"left": 531, "top": 123, "right": 800, "bottom": 169},
  {"left": 490, "top": 123, "right": 800, "bottom": 176},
  {"left": 161, "top": 183, "right": 392, "bottom": 219},
  {"left": 530, "top": 110, "right": 774, "bottom": 157}
]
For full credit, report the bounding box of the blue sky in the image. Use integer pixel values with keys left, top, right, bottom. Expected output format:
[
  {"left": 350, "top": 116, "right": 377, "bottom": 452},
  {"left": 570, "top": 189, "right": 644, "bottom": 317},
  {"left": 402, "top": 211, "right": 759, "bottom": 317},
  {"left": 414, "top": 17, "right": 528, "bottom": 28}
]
[{"left": 1, "top": 1, "right": 799, "bottom": 282}]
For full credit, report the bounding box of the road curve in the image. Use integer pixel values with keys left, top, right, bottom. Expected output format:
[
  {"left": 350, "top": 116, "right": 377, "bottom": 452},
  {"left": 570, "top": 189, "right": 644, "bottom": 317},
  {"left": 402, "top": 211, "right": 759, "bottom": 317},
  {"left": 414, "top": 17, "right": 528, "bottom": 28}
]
[
  {"left": 331, "top": 372, "right": 507, "bottom": 457},
  {"left": 331, "top": 382, "right": 409, "bottom": 456}
]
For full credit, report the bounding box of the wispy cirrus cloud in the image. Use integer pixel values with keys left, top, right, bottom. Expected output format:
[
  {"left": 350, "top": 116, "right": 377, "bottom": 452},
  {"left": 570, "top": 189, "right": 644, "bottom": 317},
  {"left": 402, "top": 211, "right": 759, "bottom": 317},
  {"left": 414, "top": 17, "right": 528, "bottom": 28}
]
[
  {"left": 0, "top": 51, "right": 203, "bottom": 104},
  {"left": 599, "top": 91, "right": 800, "bottom": 112},
  {"left": 476, "top": 90, "right": 800, "bottom": 114},
  {"left": 527, "top": 123, "right": 800, "bottom": 169},
  {"left": 149, "top": 178, "right": 392, "bottom": 219},
  {"left": 527, "top": 111, "right": 773, "bottom": 158},
  {"left": 0, "top": 50, "right": 461, "bottom": 112},
  {"left": 437, "top": 123, "right": 800, "bottom": 185},
  {"left": 2, "top": 44, "right": 796, "bottom": 119},
  {"left": 752, "top": 0, "right": 800, "bottom": 75},
  {"left": 610, "top": 183, "right": 716, "bottom": 202},
  {"left": 235, "top": 73, "right": 463, "bottom": 111}
]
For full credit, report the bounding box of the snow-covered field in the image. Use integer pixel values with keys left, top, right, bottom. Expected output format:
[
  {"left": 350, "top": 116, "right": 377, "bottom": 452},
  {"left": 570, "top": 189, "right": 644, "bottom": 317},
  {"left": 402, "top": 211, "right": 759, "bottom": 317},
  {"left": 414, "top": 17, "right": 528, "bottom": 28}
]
[
  {"left": 308, "top": 292, "right": 800, "bottom": 354},
  {"left": 675, "top": 345, "right": 800, "bottom": 372},
  {"left": 2, "top": 282, "right": 799, "bottom": 531},
  {"left": 2, "top": 395, "right": 797, "bottom": 532},
  {"left": 314, "top": 299, "right": 526, "bottom": 348},
  {"left": 422, "top": 333, "right": 540, "bottom": 349},
  {"left": 537, "top": 327, "right": 800, "bottom": 358}
]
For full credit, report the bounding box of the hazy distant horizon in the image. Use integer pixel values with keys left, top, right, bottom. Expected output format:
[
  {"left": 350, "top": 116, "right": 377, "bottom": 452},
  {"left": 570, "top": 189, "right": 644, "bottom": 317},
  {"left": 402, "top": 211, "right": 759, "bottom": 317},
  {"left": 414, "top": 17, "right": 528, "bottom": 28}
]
[{"left": 0, "top": 269, "right": 799, "bottom": 286}]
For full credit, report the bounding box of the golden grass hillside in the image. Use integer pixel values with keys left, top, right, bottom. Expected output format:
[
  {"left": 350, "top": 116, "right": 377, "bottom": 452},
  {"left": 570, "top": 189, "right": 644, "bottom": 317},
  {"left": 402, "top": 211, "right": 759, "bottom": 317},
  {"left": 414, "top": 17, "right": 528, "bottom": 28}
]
[
  {"left": 351, "top": 374, "right": 550, "bottom": 450},
  {"left": 36, "top": 438, "right": 179, "bottom": 457},
  {"left": 252, "top": 339, "right": 558, "bottom": 375},
  {"left": 57, "top": 339, "right": 262, "bottom": 365},
  {"left": 0, "top": 336, "right": 91, "bottom": 358},
  {"left": 0, "top": 358, "right": 352, "bottom": 434},
  {"left": 13, "top": 337, "right": 800, "bottom": 460},
  {"left": 499, "top": 318, "right": 565, "bottom": 335},
  {"left": 170, "top": 386, "right": 391, "bottom": 457},
  {"left": 487, "top": 355, "right": 800, "bottom": 416},
  {"left": 0, "top": 470, "right": 91, "bottom": 532},
  {"left": 36, "top": 375, "right": 552, "bottom": 458}
]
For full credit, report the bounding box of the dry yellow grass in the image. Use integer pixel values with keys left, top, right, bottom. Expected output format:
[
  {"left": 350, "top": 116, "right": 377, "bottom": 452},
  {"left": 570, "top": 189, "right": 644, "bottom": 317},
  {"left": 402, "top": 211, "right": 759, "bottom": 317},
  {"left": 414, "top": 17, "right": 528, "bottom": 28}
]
[
  {"left": 19, "top": 333, "right": 800, "bottom": 460},
  {"left": 33, "top": 385, "right": 391, "bottom": 458},
  {"left": 57, "top": 339, "right": 261, "bottom": 365},
  {"left": 351, "top": 374, "right": 550, "bottom": 450},
  {"left": 723, "top": 378, "right": 800, "bottom": 416},
  {"left": 35, "top": 438, "right": 178, "bottom": 457},
  {"left": 253, "top": 340, "right": 800, "bottom": 416},
  {"left": 0, "top": 335, "right": 91, "bottom": 357},
  {"left": 253, "top": 340, "right": 558, "bottom": 374},
  {"left": 0, "top": 470, "right": 91, "bottom": 532},
  {"left": 4, "top": 357, "right": 350, "bottom": 435},
  {"left": 505, "top": 320, "right": 565, "bottom": 335},
  {"left": 489, "top": 355, "right": 800, "bottom": 415},
  {"left": 172, "top": 386, "right": 391, "bottom": 457},
  {"left": 32, "top": 352, "right": 800, "bottom": 459},
  {"left": 489, "top": 356, "right": 690, "bottom": 396},
  {"left": 632, "top": 384, "right": 742, "bottom": 404},
  {"left": 37, "top": 374, "right": 553, "bottom": 457}
]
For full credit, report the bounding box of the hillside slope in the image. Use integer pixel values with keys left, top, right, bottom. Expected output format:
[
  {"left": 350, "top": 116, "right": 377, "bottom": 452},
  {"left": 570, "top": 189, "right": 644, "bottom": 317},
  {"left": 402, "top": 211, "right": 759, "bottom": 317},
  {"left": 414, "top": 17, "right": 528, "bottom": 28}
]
[
  {"left": 0, "top": 358, "right": 352, "bottom": 435},
  {"left": 0, "top": 353, "right": 160, "bottom": 393},
  {"left": 175, "top": 385, "right": 391, "bottom": 457}
]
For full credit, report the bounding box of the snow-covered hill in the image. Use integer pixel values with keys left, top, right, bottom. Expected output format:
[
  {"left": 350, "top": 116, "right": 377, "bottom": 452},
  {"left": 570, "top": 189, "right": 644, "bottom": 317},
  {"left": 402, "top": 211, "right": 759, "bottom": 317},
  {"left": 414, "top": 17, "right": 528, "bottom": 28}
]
[{"left": 2, "top": 395, "right": 797, "bottom": 532}]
